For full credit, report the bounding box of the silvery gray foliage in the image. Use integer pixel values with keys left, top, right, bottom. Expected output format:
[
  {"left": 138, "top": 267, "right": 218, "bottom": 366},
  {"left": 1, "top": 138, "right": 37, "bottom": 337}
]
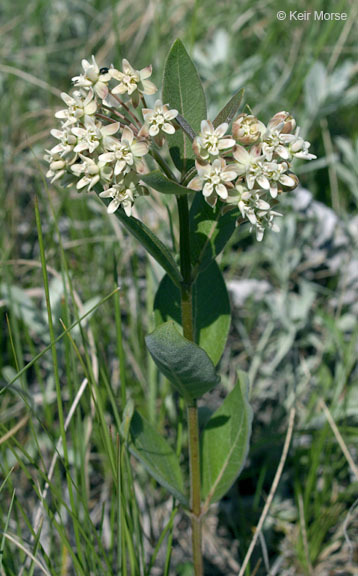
[{"left": 227, "top": 187, "right": 358, "bottom": 414}]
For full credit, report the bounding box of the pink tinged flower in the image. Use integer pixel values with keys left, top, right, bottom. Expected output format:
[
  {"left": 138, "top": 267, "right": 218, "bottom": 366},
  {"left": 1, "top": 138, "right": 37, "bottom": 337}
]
[
  {"left": 193, "top": 120, "right": 235, "bottom": 159},
  {"left": 71, "top": 118, "right": 119, "bottom": 154},
  {"left": 268, "top": 111, "right": 296, "bottom": 134},
  {"left": 111, "top": 59, "right": 157, "bottom": 97},
  {"left": 142, "top": 100, "right": 178, "bottom": 137},
  {"left": 262, "top": 132, "right": 290, "bottom": 162},
  {"left": 232, "top": 114, "right": 266, "bottom": 145},
  {"left": 262, "top": 162, "right": 296, "bottom": 198},
  {"left": 188, "top": 159, "right": 237, "bottom": 205},
  {"left": 233, "top": 145, "right": 266, "bottom": 190},
  {"left": 99, "top": 126, "right": 148, "bottom": 175},
  {"left": 72, "top": 56, "right": 111, "bottom": 99}
]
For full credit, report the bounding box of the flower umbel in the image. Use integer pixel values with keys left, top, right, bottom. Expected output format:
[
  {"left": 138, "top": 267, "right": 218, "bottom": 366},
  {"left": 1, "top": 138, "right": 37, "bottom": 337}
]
[
  {"left": 188, "top": 158, "right": 237, "bottom": 206},
  {"left": 99, "top": 173, "right": 142, "bottom": 216},
  {"left": 140, "top": 100, "right": 178, "bottom": 138},
  {"left": 45, "top": 53, "right": 315, "bottom": 241},
  {"left": 72, "top": 56, "right": 112, "bottom": 99},
  {"left": 111, "top": 59, "right": 157, "bottom": 106},
  {"left": 99, "top": 126, "right": 148, "bottom": 175},
  {"left": 193, "top": 120, "right": 235, "bottom": 160}
]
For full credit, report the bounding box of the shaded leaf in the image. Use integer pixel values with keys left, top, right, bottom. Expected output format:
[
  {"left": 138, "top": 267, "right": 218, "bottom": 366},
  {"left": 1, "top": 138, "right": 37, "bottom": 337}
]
[
  {"left": 126, "top": 411, "right": 188, "bottom": 506},
  {"left": 163, "top": 39, "right": 207, "bottom": 174},
  {"left": 190, "top": 194, "right": 239, "bottom": 272},
  {"left": 200, "top": 371, "right": 253, "bottom": 506},
  {"left": 213, "top": 88, "right": 244, "bottom": 128},
  {"left": 141, "top": 170, "right": 192, "bottom": 196},
  {"left": 154, "top": 260, "right": 231, "bottom": 365},
  {"left": 145, "top": 321, "right": 220, "bottom": 401},
  {"left": 114, "top": 208, "right": 182, "bottom": 286}
]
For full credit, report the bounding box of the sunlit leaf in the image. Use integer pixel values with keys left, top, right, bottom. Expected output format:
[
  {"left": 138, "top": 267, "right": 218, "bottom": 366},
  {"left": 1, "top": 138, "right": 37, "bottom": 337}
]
[
  {"left": 200, "top": 371, "right": 253, "bottom": 506},
  {"left": 154, "top": 261, "right": 231, "bottom": 365},
  {"left": 145, "top": 321, "right": 220, "bottom": 401},
  {"left": 163, "top": 39, "right": 207, "bottom": 174}
]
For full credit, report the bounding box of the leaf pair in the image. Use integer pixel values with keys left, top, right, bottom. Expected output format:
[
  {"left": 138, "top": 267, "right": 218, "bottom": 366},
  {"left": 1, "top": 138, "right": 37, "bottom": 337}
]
[
  {"left": 154, "top": 260, "right": 231, "bottom": 366},
  {"left": 143, "top": 322, "right": 252, "bottom": 507},
  {"left": 125, "top": 373, "right": 252, "bottom": 509}
]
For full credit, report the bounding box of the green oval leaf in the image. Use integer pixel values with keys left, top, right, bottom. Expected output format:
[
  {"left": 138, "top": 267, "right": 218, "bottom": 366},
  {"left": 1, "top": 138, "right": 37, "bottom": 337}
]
[
  {"left": 163, "top": 39, "right": 207, "bottom": 174},
  {"left": 145, "top": 321, "right": 220, "bottom": 401},
  {"left": 113, "top": 207, "right": 182, "bottom": 287},
  {"left": 127, "top": 411, "right": 188, "bottom": 506},
  {"left": 213, "top": 88, "right": 244, "bottom": 128},
  {"left": 200, "top": 371, "right": 253, "bottom": 507},
  {"left": 190, "top": 194, "right": 239, "bottom": 272},
  {"left": 154, "top": 261, "right": 231, "bottom": 365},
  {"left": 140, "top": 171, "right": 193, "bottom": 196}
]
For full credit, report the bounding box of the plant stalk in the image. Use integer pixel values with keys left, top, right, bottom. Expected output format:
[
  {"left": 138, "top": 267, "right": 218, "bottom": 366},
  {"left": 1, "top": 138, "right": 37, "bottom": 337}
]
[{"left": 177, "top": 195, "right": 203, "bottom": 576}]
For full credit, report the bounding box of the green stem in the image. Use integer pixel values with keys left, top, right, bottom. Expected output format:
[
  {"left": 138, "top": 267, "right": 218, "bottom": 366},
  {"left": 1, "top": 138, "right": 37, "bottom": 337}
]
[
  {"left": 177, "top": 195, "right": 203, "bottom": 576},
  {"left": 150, "top": 147, "right": 177, "bottom": 181},
  {"left": 187, "top": 401, "right": 203, "bottom": 575}
]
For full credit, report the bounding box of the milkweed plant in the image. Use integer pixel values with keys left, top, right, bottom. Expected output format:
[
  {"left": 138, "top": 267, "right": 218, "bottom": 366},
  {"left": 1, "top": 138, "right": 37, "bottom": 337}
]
[{"left": 45, "top": 40, "right": 315, "bottom": 575}]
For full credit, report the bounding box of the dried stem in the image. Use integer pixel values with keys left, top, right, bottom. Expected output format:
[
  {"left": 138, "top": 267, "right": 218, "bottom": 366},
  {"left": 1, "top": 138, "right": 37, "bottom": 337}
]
[{"left": 238, "top": 407, "right": 296, "bottom": 576}]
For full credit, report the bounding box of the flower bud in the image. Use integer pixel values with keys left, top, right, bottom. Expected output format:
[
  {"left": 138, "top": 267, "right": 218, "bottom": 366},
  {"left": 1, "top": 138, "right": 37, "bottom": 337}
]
[
  {"left": 50, "top": 160, "right": 65, "bottom": 171},
  {"left": 232, "top": 114, "right": 265, "bottom": 145},
  {"left": 279, "top": 171, "right": 299, "bottom": 192},
  {"left": 268, "top": 111, "right": 296, "bottom": 134}
]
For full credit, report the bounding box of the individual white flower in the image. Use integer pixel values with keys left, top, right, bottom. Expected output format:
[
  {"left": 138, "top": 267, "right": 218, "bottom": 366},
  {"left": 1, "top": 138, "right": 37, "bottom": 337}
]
[
  {"left": 71, "top": 155, "right": 112, "bottom": 191},
  {"left": 261, "top": 113, "right": 299, "bottom": 161},
  {"left": 99, "top": 173, "right": 140, "bottom": 216},
  {"left": 49, "top": 126, "right": 77, "bottom": 157},
  {"left": 227, "top": 182, "right": 282, "bottom": 241},
  {"left": 262, "top": 161, "right": 297, "bottom": 198},
  {"left": 98, "top": 126, "right": 148, "bottom": 175},
  {"left": 281, "top": 130, "right": 317, "bottom": 160},
  {"left": 71, "top": 117, "right": 120, "bottom": 154},
  {"left": 55, "top": 90, "right": 97, "bottom": 126},
  {"left": 111, "top": 59, "right": 157, "bottom": 104},
  {"left": 233, "top": 145, "right": 269, "bottom": 190},
  {"left": 254, "top": 210, "right": 282, "bottom": 241},
  {"left": 232, "top": 113, "right": 266, "bottom": 145},
  {"left": 261, "top": 128, "right": 291, "bottom": 162},
  {"left": 72, "top": 56, "right": 111, "bottom": 99},
  {"left": 188, "top": 158, "right": 237, "bottom": 206},
  {"left": 240, "top": 188, "right": 270, "bottom": 223},
  {"left": 227, "top": 183, "right": 271, "bottom": 225},
  {"left": 192, "top": 120, "right": 235, "bottom": 160},
  {"left": 140, "top": 100, "right": 178, "bottom": 137}
]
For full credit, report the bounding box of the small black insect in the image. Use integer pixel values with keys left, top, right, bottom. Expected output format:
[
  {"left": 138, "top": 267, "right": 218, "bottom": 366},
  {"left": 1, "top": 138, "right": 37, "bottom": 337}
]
[{"left": 99, "top": 67, "right": 110, "bottom": 74}]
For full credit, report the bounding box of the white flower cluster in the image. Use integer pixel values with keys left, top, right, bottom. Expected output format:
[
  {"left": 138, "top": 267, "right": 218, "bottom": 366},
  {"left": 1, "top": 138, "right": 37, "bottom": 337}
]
[
  {"left": 45, "top": 56, "right": 178, "bottom": 215},
  {"left": 189, "top": 113, "right": 316, "bottom": 241},
  {"left": 45, "top": 56, "right": 315, "bottom": 241}
]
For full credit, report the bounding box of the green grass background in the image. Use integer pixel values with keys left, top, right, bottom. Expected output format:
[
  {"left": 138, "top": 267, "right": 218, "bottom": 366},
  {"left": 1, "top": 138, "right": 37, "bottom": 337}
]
[{"left": 0, "top": 0, "right": 357, "bottom": 574}]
